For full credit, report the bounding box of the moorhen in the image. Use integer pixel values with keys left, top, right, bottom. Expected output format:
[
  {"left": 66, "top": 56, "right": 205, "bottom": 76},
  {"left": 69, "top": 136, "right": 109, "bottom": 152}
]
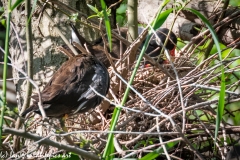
[
  {"left": 144, "top": 28, "right": 177, "bottom": 61},
  {"left": 21, "top": 47, "right": 110, "bottom": 118}
]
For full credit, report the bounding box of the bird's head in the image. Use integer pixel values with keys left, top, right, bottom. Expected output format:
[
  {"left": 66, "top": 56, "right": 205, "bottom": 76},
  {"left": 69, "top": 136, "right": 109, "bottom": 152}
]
[{"left": 143, "top": 28, "right": 177, "bottom": 67}]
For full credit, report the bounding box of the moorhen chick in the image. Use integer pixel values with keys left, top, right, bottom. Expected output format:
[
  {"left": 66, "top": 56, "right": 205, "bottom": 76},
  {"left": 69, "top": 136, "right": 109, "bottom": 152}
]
[
  {"left": 140, "top": 28, "right": 177, "bottom": 65},
  {"left": 21, "top": 49, "right": 110, "bottom": 118}
]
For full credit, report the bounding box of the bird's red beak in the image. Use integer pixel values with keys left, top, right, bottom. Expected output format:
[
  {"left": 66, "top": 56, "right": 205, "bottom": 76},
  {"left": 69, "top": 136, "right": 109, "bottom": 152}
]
[
  {"left": 144, "top": 46, "right": 176, "bottom": 68},
  {"left": 144, "top": 64, "right": 152, "bottom": 68},
  {"left": 170, "top": 46, "right": 176, "bottom": 57}
]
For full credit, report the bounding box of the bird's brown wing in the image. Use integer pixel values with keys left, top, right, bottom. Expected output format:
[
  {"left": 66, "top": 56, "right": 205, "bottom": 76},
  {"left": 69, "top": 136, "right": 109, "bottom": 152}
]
[{"left": 33, "top": 54, "right": 96, "bottom": 104}]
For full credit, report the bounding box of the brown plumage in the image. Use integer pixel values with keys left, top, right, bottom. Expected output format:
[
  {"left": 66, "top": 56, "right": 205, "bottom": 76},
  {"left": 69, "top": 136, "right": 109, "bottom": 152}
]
[{"left": 21, "top": 54, "right": 110, "bottom": 117}]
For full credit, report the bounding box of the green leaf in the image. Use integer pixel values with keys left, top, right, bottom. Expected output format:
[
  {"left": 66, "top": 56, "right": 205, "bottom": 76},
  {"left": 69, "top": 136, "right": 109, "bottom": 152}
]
[
  {"left": 10, "top": 0, "right": 24, "bottom": 11},
  {"left": 112, "top": 158, "right": 138, "bottom": 160},
  {"left": 140, "top": 141, "right": 178, "bottom": 160},
  {"left": 151, "top": 0, "right": 170, "bottom": 31},
  {"left": 87, "top": 15, "right": 99, "bottom": 19},
  {"left": 87, "top": 4, "right": 99, "bottom": 14},
  {"left": 184, "top": 8, "right": 225, "bottom": 151},
  {"left": 100, "top": 0, "right": 112, "bottom": 51},
  {"left": 153, "top": 9, "right": 173, "bottom": 30},
  {"left": 1, "top": 19, "right": 6, "bottom": 28},
  {"left": 107, "top": 8, "right": 111, "bottom": 15},
  {"left": 161, "top": 0, "right": 170, "bottom": 6},
  {"left": 117, "top": 4, "right": 127, "bottom": 14}
]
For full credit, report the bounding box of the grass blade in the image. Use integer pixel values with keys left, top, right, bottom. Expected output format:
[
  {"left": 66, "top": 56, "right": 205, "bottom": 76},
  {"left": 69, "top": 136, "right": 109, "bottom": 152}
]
[
  {"left": 10, "top": 0, "right": 23, "bottom": 11},
  {"left": 103, "top": 0, "right": 171, "bottom": 158},
  {"left": 100, "top": 0, "right": 112, "bottom": 51},
  {"left": 184, "top": 8, "right": 225, "bottom": 151},
  {"left": 0, "top": 0, "right": 11, "bottom": 148},
  {"left": 140, "top": 141, "right": 178, "bottom": 160}
]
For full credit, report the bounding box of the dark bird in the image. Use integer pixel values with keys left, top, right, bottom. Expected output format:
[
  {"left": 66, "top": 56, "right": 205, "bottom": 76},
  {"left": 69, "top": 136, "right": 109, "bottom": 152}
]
[
  {"left": 21, "top": 50, "right": 110, "bottom": 118},
  {"left": 141, "top": 28, "right": 177, "bottom": 66},
  {"left": 71, "top": 26, "right": 177, "bottom": 68},
  {"left": 146, "top": 28, "right": 177, "bottom": 56}
]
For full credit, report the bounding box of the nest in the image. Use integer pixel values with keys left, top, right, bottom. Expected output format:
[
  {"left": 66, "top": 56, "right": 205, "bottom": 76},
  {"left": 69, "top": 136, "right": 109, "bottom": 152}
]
[{"left": 10, "top": 51, "right": 240, "bottom": 160}]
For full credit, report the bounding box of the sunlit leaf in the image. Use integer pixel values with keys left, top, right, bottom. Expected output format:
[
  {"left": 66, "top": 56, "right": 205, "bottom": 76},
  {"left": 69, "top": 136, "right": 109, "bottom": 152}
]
[
  {"left": 87, "top": 4, "right": 99, "bottom": 14},
  {"left": 153, "top": 9, "right": 173, "bottom": 30},
  {"left": 100, "top": 0, "right": 112, "bottom": 51}
]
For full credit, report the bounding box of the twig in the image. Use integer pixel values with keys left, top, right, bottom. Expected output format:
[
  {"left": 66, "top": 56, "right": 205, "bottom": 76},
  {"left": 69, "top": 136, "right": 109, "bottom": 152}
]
[
  {"left": 3, "top": 127, "right": 100, "bottom": 160},
  {"left": 57, "top": 46, "right": 75, "bottom": 58},
  {"left": 18, "top": 4, "right": 34, "bottom": 147}
]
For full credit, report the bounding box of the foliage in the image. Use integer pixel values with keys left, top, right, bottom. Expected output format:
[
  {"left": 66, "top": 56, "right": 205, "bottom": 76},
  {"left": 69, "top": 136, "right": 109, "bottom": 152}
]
[
  {"left": 116, "top": 2, "right": 127, "bottom": 26},
  {"left": 1, "top": 0, "right": 240, "bottom": 159},
  {"left": 87, "top": 4, "right": 111, "bottom": 20},
  {"left": 87, "top": 1, "right": 112, "bottom": 51}
]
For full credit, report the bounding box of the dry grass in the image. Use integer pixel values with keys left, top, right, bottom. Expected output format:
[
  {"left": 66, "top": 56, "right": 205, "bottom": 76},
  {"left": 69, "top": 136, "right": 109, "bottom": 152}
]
[{"left": 11, "top": 49, "right": 240, "bottom": 159}]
